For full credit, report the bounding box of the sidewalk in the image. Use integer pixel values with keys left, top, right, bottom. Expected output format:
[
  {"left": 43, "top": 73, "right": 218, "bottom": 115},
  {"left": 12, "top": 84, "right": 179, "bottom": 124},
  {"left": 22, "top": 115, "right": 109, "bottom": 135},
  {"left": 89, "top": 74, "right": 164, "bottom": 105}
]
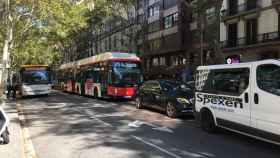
[{"left": 0, "top": 99, "right": 25, "bottom": 158}]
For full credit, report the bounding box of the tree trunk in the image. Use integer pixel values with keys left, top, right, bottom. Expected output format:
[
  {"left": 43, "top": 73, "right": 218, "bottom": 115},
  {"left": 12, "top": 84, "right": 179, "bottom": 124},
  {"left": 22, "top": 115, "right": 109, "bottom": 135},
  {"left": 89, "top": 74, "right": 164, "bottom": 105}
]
[{"left": 1, "top": 0, "right": 13, "bottom": 85}]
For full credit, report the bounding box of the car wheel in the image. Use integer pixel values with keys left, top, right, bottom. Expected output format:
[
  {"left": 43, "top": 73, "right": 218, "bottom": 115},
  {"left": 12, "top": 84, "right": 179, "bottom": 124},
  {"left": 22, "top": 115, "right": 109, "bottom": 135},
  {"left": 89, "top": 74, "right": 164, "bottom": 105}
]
[
  {"left": 201, "top": 110, "right": 216, "bottom": 133},
  {"left": 166, "top": 102, "right": 178, "bottom": 118},
  {"left": 135, "top": 97, "right": 143, "bottom": 109},
  {"left": 1, "top": 128, "right": 9, "bottom": 144}
]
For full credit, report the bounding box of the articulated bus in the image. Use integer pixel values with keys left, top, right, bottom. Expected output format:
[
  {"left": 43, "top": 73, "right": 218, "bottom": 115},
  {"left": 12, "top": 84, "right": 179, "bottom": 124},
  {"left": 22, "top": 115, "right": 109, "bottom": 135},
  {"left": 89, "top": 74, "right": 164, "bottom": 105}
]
[
  {"left": 57, "top": 62, "right": 76, "bottom": 92},
  {"left": 15, "top": 65, "right": 52, "bottom": 96},
  {"left": 58, "top": 52, "right": 143, "bottom": 98}
]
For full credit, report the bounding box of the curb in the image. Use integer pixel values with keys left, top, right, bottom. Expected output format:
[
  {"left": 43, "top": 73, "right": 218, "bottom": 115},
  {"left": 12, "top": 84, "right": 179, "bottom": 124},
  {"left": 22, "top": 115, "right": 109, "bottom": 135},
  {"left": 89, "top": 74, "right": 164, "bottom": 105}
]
[{"left": 16, "top": 102, "right": 39, "bottom": 158}]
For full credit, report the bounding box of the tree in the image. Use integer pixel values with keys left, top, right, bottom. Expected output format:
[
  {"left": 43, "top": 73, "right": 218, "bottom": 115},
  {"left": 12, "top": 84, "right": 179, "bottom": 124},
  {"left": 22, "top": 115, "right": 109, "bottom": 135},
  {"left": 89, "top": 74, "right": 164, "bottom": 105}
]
[
  {"left": 0, "top": 0, "right": 91, "bottom": 83},
  {"left": 181, "top": 0, "right": 224, "bottom": 65}
]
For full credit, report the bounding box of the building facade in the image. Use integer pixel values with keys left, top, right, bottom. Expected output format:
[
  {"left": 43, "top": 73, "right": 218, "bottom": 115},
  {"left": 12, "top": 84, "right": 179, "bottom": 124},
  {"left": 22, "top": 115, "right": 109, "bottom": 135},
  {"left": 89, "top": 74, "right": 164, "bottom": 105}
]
[
  {"left": 137, "top": 0, "right": 192, "bottom": 79},
  {"left": 62, "top": 0, "right": 223, "bottom": 80},
  {"left": 220, "top": 0, "right": 280, "bottom": 63}
]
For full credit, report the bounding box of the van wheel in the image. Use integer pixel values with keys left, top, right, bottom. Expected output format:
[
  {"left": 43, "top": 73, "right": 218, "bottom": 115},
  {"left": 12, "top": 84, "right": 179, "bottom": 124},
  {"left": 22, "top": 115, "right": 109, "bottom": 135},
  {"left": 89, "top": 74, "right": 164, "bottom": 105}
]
[
  {"left": 201, "top": 110, "right": 216, "bottom": 133},
  {"left": 135, "top": 97, "right": 143, "bottom": 109},
  {"left": 166, "top": 102, "right": 178, "bottom": 118},
  {"left": 1, "top": 128, "right": 9, "bottom": 144}
]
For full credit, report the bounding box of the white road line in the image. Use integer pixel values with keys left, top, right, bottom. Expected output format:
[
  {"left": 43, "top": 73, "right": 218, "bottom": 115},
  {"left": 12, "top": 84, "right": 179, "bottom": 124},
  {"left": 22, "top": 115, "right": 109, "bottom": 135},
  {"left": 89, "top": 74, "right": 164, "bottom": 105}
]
[
  {"left": 131, "top": 135, "right": 183, "bottom": 158},
  {"left": 72, "top": 109, "right": 114, "bottom": 127}
]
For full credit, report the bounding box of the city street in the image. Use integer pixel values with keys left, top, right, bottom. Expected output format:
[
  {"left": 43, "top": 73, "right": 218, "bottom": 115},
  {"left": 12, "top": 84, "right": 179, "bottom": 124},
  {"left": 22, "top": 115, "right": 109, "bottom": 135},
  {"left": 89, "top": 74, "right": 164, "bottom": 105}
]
[{"left": 16, "top": 91, "right": 280, "bottom": 158}]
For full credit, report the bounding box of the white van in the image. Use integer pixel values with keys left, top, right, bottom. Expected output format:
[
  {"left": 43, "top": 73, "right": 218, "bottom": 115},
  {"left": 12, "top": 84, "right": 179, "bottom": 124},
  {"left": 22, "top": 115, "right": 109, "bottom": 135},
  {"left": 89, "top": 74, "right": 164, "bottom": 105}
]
[{"left": 194, "top": 59, "right": 280, "bottom": 145}]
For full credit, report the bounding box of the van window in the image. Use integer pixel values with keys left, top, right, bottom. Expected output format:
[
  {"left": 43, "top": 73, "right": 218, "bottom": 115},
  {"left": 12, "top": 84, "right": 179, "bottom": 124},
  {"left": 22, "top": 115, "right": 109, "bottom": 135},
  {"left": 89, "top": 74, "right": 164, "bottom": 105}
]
[
  {"left": 257, "top": 64, "right": 280, "bottom": 96},
  {"left": 196, "top": 68, "right": 249, "bottom": 96}
]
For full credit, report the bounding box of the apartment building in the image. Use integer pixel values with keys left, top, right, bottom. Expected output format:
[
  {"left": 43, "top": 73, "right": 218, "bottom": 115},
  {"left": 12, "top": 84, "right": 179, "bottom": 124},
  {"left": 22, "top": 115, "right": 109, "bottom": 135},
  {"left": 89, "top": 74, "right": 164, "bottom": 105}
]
[
  {"left": 137, "top": 0, "right": 191, "bottom": 79},
  {"left": 63, "top": 7, "right": 138, "bottom": 63},
  {"left": 90, "top": 16, "right": 138, "bottom": 57},
  {"left": 220, "top": 0, "right": 280, "bottom": 63}
]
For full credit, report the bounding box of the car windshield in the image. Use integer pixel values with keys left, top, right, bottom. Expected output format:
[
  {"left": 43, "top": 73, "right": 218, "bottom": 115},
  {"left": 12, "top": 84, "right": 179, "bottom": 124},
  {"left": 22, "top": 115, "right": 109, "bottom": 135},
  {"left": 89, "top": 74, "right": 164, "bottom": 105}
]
[
  {"left": 111, "top": 61, "right": 143, "bottom": 86},
  {"left": 22, "top": 70, "right": 50, "bottom": 84},
  {"left": 161, "top": 80, "right": 192, "bottom": 93}
]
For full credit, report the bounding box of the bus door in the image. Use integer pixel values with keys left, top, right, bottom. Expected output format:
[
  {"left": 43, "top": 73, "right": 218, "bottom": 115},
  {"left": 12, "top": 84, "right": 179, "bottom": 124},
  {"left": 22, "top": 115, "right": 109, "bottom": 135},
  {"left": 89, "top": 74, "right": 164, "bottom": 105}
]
[{"left": 251, "top": 61, "right": 280, "bottom": 138}]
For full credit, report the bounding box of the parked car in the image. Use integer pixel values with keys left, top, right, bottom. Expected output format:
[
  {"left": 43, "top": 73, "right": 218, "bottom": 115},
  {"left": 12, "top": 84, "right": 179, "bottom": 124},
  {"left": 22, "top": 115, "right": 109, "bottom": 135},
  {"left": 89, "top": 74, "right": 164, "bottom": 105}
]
[{"left": 134, "top": 80, "right": 194, "bottom": 118}]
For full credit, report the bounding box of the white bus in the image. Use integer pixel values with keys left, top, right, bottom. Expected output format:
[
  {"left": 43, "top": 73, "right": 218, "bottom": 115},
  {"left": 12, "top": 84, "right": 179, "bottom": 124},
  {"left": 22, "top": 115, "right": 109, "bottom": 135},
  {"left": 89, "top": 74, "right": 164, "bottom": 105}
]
[
  {"left": 195, "top": 59, "right": 280, "bottom": 145},
  {"left": 16, "top": 65, "right": 52, "bottom": 97}
]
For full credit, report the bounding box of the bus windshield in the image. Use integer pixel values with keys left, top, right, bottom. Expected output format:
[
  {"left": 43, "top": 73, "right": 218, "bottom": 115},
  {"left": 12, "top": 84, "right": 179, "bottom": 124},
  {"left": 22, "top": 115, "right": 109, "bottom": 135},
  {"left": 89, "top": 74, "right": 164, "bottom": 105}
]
[
  {"left": 22, "top": 69, "right": 50, "bottom": 85},
  {"left": 111, "top": 61, "right": 143, "bottom": 86}
]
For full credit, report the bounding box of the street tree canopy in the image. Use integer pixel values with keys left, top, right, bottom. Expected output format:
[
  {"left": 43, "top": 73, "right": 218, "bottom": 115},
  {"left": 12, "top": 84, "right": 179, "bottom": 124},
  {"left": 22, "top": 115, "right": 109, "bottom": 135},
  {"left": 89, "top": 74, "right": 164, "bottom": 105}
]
[{"left": 1, "top": 0, "right": 132, "bottom": 70}]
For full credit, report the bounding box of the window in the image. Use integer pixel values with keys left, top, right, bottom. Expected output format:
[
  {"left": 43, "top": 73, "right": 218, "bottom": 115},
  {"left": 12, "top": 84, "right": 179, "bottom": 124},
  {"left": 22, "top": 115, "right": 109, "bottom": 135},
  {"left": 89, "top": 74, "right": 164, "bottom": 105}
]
[
  {"left": 227, "top": 23, "right": 238, "bottom": 47},
  {"left": 152, "top": 57, "right": 159, "bottom": 66},
  {"left": 150, "top": 81, "right": 161, "bottom": 90},
  {"left": 159, "top": 57, "right": 166, "bottom": 65},
  {"left": 148, "top": 5, "right": 160, "bottom": 17},
  {"left": 137, "top": 14, "right": 145, "bottom": 24},
  {"left": 138, "top": 0, "right": 145, "bottom": 9},
  {"left": 148, "top": 21, "right": 160, "bottom": 33},
  {"left": 164, "top": 13, "right": 179, "bottom": 29},
  {"left": 163, "top": 0, "right": 177, "bottom": 9},
  {"left": 196, "top": 68, "right": 250, "bottom": 95},
  {"left": 142, "top": 81, "right": 160, "bottom": 90},
  {"left": 149, "top": 39, "right": 161, "bottom": 50},
  {"left": 257, "top": 64, "right": 280, "bottom": 96},
  {"left": 164, "top": 16, "right": 173, "bottom": 29}
]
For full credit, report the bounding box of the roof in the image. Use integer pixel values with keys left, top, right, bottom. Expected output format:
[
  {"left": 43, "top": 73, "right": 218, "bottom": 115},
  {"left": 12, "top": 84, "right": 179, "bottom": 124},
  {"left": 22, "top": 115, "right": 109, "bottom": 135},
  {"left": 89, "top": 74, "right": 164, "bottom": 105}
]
[
  {"left": 78, "top": 52, "right": 140, "bottom": 66},
  {"left": 197, "top": 59, "right": 280, "bottom": 70},
  {"left": 59, "top": 52, "right": 140, "bottom": 70}
]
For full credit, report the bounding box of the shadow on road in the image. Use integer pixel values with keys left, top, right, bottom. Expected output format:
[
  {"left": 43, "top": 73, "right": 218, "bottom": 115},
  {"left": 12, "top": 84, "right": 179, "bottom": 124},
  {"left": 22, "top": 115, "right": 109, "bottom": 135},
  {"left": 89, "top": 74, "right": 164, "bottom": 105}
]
[{"left": 17, "top": 92, "right": 280, "bottom": 158}]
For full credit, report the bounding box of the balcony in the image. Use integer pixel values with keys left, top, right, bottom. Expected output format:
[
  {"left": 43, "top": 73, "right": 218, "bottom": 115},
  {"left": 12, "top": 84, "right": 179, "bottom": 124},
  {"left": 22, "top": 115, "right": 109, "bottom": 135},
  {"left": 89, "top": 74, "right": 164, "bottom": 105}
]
[
  {"left": 221, "top": 0, "right": 261, "bottom": 18},
  {"left": 220, "top": 31, "right": 280, "bottom": 49}
]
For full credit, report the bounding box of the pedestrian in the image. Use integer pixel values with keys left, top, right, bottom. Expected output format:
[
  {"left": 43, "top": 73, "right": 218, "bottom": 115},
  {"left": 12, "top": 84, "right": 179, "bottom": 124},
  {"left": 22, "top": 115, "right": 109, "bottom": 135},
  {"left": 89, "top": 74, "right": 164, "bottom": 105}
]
[{"left": 6, "top": 76, "right": 12, "bottom": 99}]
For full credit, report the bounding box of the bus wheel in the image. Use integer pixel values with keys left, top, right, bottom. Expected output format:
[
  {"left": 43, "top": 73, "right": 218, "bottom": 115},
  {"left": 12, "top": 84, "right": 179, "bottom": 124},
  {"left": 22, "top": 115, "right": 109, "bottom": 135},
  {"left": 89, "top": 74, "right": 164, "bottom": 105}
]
[{"left": 201, "top": 109, "right": 216, "bottom": 133}]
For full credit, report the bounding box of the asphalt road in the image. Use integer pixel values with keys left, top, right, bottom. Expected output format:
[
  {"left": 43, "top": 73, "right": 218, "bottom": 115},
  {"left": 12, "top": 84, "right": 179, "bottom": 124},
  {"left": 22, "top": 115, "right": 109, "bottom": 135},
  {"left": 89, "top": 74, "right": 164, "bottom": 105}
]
[{"left": 17, "top": 91, "right": 280, "bottom": 158}]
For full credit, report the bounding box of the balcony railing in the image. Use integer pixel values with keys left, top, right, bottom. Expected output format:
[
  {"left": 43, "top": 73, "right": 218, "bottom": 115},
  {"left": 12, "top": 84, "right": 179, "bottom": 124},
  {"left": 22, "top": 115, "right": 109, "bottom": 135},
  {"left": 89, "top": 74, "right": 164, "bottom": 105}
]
[
  {"left": 220, "top": 31, "right": 280, "bottom": 49},
  {"left": 221, "top": 0, "right": 261, "bottom": 17}
]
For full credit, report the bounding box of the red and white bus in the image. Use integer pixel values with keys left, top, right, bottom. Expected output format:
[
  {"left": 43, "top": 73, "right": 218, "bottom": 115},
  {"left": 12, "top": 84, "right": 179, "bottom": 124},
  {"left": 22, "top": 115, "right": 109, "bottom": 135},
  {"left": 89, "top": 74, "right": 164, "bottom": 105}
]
[
  {"left": 58, "top": 52, "right": 143, "bottom": 98},
  {"left": 57, "top": 61, "right": 76, "bottom": 92}
]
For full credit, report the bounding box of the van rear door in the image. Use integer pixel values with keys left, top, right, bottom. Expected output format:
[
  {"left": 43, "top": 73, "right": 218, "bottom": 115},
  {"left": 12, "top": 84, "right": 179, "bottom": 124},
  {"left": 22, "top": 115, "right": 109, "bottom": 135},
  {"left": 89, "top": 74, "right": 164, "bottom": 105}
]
[{"left": 252, "top": 61, "right": 280, "bottom": 142}]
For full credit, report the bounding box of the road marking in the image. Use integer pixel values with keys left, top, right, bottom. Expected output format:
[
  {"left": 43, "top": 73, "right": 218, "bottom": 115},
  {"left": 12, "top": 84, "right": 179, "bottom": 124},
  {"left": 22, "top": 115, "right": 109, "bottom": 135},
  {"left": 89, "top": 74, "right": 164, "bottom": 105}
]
[
  {"left": 128, "top": 120, "right": 144, "bottom": 128},
  {"left": 71, "top": 108, "right": 114, "bottom": 127},
  {"left": 131, "top": 135, "right": 183, "bottom": 158},
  {"left": 16, "top": 103, "right": 39, "bottom": 158},
  {"left": 128, "top": 120, "right": 174, "bottom": 133}
]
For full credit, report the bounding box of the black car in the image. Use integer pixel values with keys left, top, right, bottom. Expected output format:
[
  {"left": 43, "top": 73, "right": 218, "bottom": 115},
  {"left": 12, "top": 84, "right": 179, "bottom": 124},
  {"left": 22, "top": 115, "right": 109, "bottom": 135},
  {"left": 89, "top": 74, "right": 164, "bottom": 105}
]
[{"left": 134, "top": 80, "right": 194, "bottom": 118}]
